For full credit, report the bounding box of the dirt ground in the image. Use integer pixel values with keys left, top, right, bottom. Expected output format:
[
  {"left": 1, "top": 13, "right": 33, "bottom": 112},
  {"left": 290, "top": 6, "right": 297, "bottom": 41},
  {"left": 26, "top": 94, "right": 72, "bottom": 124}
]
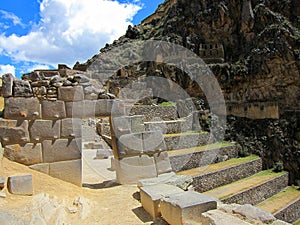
[{"left": 0, "top": 158, "right": 163, "bottom": 225}]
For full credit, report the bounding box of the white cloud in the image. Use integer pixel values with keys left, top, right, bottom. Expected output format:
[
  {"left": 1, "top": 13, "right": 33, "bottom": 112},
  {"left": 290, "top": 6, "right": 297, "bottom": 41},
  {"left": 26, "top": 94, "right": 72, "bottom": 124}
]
[
  {"left": 0, "top": 64, "right": 16, "bottom": 76},
  {"left": 0, "top": 0, "right": 141, "bottom": 68},
  {"left": 0, "top": 10, "right": 24, "bottom": 27}
]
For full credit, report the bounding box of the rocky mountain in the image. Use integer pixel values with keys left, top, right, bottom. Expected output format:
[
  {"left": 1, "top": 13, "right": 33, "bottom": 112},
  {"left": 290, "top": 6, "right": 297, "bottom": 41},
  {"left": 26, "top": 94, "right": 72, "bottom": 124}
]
[{"left": 74, "top": 0, "right": 300, "bottom": 183}]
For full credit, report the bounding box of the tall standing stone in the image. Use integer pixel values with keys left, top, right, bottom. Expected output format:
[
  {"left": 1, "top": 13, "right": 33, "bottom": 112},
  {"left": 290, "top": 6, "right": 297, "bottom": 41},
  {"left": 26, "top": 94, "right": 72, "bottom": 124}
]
[{"left": 2, "top": 74, "right": 14, "bottom": 97}]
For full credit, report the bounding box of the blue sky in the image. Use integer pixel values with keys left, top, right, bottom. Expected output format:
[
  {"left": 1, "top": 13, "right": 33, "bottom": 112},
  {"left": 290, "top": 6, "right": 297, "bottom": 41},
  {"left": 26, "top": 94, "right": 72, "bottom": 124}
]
[{"left": 0, "top": 0, "right": 164, "bottom": 78}]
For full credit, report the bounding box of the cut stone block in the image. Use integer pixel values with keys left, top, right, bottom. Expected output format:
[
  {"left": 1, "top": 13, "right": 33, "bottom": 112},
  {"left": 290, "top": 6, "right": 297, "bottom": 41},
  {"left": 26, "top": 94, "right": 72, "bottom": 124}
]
[
  {"left": 0, "top": 176, "right": 5, "bottom": 189},
  {"left": 160, "top": 191, "right": 217, "bottom": 225},
  {"left": 109, "top": 99, "right": 125, "bottom": 117},
  {"left": 65, "top": 101, "right": 84, "bottom": 118},
  {"left": 142, "top": 130, "right": 167, "bottom": 153},
  {"left": 13, "top": 80, "right": 33, "bottom": 97},
  {"left": 130, "top": 115, "right": 145, "bottom": 133},
  {"left": 115, "top": 155, "right": 157, "bottom": 184},
  {"left": 42, "top": 100, "right": 66, "bottom": 119},
  {"left": 95, "top": 149, "right": 113, "bottom": 159},
  {"left": 112, "top": 116, "right": 131, "bottom": 138},
  {"left": 61, "top": 118, "right": 82, "bottom": 138},
  {"left": 138, "top": 172, "right": 193, "bottom": 191},
  {"left": 140, "top": 184, "right": 183, "bottom": 219},
  {"left": 202, "top": 209, "right": 252, "bottom": 225},
  {"left": 94, "top": 99, "right": 109, "bottom": 116},
  {"left": 117, "top": 133, "right": 143, "bottom": 156},
  {"left": 4, "top": 97, "right": 41, "bottom": 119},
  {"left": 2, "top": 73, "right": 14, "bottom": 97},
  {"left": 0, "top": 119, "right": 30, "bottom": 145},
  {"left": 84, "top": 100, "right": 97, "bottom": 117},
  {"left": 42, "top": 138, "right": 81, "bottom": 163},
  {"left": 58, "top": 86, "right": 84, "bottom": 102},
  {"left": 154, "top": 151, "right": 172, "bottom": 175},
  {"left": 49, "top": 159, "right": 82, "bottom": 186},
  {"left": 7, "top": 174, "right": 33, "bottom": 196},
  {"left": 4, "top": 143, "right": 42, "bottom": 165},
  {"left": 29, "top": 120, "right": 61, "bottom": 141},
  {"left": 29, "top": 163, "right": 50, "bottom": 175}
]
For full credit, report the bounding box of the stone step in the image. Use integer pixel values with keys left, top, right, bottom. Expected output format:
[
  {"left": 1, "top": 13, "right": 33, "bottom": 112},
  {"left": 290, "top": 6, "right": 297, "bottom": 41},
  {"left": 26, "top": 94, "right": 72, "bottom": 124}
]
[
  {"left": 164, "top": 132, "right": 210, "bottom": 150},
  {"left": 168, "top": 142, "right": 238, "bottom": 172},
  {"left": 204, "top": 170, "right": 289, "bottom": 205},
  {"left": 178, "top": 155, "right": 262, "bottom": 193},
  {"left": 256, "top": 186, "right": 300, "bottom": 224}
]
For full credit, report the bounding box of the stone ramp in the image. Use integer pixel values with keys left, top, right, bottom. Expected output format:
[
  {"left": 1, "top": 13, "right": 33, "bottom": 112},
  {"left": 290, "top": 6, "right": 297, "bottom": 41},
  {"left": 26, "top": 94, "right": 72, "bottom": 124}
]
[
  {"left": 177, "top": 155, "right": 262, "bottom": 192},
  {"left": 256, "top": 186, "right": 300, "bottom": 224},
  {"left": 204, "top": 170, "right": 289, "bottom": 205}
]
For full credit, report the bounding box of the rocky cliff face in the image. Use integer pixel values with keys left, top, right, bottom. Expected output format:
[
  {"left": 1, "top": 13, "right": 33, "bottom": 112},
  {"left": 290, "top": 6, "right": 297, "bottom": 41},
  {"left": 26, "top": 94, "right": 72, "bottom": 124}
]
[{"left": 74, "top": 0, "right": 300, "bottom": 183}]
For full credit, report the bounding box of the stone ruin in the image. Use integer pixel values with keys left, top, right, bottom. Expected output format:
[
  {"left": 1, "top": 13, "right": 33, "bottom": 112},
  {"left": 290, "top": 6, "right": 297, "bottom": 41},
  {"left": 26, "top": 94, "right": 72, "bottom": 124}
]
[{"left": 0, "top": 66, "right": 202, "bottom": 186}]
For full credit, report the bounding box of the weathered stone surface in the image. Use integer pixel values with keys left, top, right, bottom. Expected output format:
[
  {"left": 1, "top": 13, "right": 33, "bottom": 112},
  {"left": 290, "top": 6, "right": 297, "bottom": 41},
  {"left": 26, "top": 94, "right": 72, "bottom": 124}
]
[
  {"left": 49, "top": 159, "right": 82, "bottom": 186},
  {"left": 160, "top": 191, "right": 217, "bottom": 225},
  {"left": 138, "top": 172, "right": 193, "bottom": 191},
  {"left": 154, "top": 151, "right": 172, "bottom": 175},
  {"left": 61, "top": 118, "right": 82, "bottom": 138},
  {"left": 29, "top": 120, "right": 61, "bottom": 141},
  {"left": 41, "top": 100, "right": 66, "bottom": 119},
  {"left": 115, "top": 155, "right": 157, "bottom": 184},
  {"left": 42, "top": 138, "right": 81, "bottom": 163},
  {"left": 13, "top": 80, "right": 33, "bottom": 97},
  {"left": 233, "top": 204, "right": 276, "bottom": 223},
  {"left": 112, "top": 116, "right": 131, "bottom": 137},
  {"left": 0, "top": 176, "right": 5, "bottom": 189},
  {"left": 95, "top": 149, "right": 112, "bottom": 159},
  {"left": 202, "top": 209, "right": 252, "bottom": 225},
  {"left": 117, "top": 133, "right": 143, "bottom": 156},
  {"left": 143, "top": 130, "right": 167, "bottom": 153},
  {"left": 0, "top": 119, "right": 30, "bottom": 145},
  {"left": 4, "top": 143, "right": 42, "bottom": 165},
  {"left": 2, "top": 74, "right": 14, "bottom": 97},
  {"left": 65, "top": 101, "right": 84, "bottom": 118},
  {"left": 58, "top": 86, "right": 84, "bottom": 102},
  {"left": 140, "top": 184, "right": 183, "bottom": 219},
  {"left": 7, "top": 174, "right": 33, "bottom": 196},
  {"left": 4, "top": 97, "right": 41, "bottom": 119},
  {"left": 29, "top": 163, "right": 49, "bottom": 174}
]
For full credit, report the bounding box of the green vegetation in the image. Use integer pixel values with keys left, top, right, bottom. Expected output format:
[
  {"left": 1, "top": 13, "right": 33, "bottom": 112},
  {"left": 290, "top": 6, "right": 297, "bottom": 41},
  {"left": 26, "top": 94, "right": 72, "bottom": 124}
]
[{"left": 158, "top": 101, "right": 176, "bottom": 107}]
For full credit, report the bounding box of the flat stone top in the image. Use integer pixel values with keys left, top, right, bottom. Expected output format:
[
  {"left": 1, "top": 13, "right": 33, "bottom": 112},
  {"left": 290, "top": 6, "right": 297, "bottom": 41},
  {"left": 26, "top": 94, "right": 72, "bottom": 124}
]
[
  {"left": 140, "top": 183, "right": 183, "bottom": 201},
  {"left": 162, "top": 191, "right": 217, "bottom": 208}
]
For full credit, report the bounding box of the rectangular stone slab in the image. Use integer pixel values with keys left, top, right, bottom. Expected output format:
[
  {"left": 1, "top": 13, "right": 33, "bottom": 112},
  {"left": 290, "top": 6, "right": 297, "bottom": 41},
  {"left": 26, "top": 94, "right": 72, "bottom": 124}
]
[
  {"left": 29, "top": 120, "right": 61, "bottom": 141},
  {"left": 58, "top": 86, "right": 84, "bottom": 102},
  {"left": 7, "top": 174, "right": 33, "bottom": 196},
  {"left": 49, "top": 159, "right": 82, "bottom": 186},
  {"left": 42, "top": 138, "right": 81, "bottom": 163},
  {"left": 41, "top": 100, "right": 66, "bottom": 119},
  {"left": 117, "top": 133, "right": 143, "bottom": 156},
  {"left": 4, "top": 143, "right": 42, "bottom": 165},
  {"left": 0, "top": 119, "right": 30, "bottom": 145},
  {"left": 115, "top": 155, "right": 157, "bottom": 184},
  {"left": 29, "top": 163, "right": 50, "bottom": 175},
  {"left": 4, "top": 97, "right": 41, "bottom": 120},
  {"left": 160, "top": 191, "right": 217, "bottom": 225},
  {"left": 154, "top": 151, "right": 172, "bottom": 175},
  {"left": 61, "top": 118, "right": 82, "bottom": 138},
  {"left": 65, "top": 101, "right": 84, "bottom": 118},
  {"left": 140, "top": 183, "right": 183, "bottom": 219}
]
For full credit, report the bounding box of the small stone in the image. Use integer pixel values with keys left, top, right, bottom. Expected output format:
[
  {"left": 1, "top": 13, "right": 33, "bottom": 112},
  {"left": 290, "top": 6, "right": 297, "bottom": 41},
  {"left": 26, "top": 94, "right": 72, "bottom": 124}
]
[
  {"left": 233, "top": 204, "right": 276, "bottom": 223},
  {"left": 7, "top": 174, "right": 33, "bottom": 196},
  {"left": 0, "top": 191, "right": 6, "bottom": 198},
  {"left": 67, "top": 206, "right": 78, "bottom": 214},
  {"left": 95, "top": 149, "right": 112, "bottom": 159},
  {"left": 0, "top": 177, "right": 6, "bottom": 189}
]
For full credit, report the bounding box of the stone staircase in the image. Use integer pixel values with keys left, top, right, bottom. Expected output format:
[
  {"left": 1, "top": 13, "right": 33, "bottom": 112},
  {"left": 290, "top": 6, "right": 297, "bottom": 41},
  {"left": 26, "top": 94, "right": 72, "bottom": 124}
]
[
  {"left": 166, "top": 132, "right": 300, "bottom": 224},
  {"left": 96, "top": 101, "right": 300, "bottom": 224}
]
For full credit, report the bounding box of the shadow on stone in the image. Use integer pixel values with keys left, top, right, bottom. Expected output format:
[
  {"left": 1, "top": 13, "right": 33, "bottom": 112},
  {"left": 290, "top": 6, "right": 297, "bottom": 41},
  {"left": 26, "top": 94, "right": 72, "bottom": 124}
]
[{"left": 82, "top": 180, "right": 120, "bottom": 189}]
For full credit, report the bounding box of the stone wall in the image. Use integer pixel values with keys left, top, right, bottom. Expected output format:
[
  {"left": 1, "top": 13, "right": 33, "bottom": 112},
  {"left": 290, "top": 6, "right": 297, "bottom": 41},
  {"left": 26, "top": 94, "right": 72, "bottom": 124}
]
[
  {"left": 0, "top": 73, "right": 121, "bottom": 186},
  {"left": 127, "top": 105, "right": 178, "bottom": 121},
  {"left": 227, "top": 102, "right": 279, "bottom": 119},
  {"left": 223, "top": 173, "right": 289, "bottom": 205},
  {"left": 274, "top": 197, "right": 300, "bottom": 223},
  {"left": 193, "top": 158, "right": 262, "bottom": 192}
]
